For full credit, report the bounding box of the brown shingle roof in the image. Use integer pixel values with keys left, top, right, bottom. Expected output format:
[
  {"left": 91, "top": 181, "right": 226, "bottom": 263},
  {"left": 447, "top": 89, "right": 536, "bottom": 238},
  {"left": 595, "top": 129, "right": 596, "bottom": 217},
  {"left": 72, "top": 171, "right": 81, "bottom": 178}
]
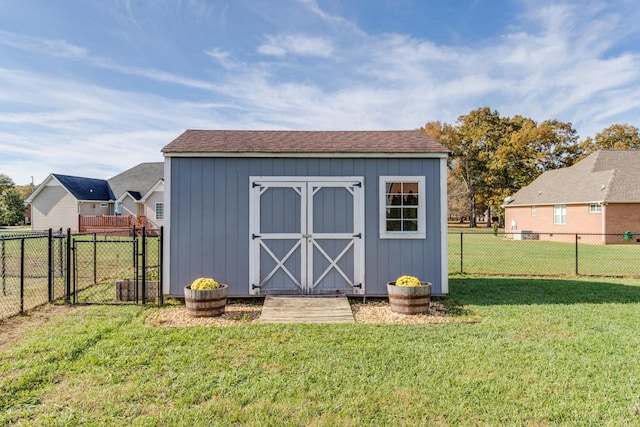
[
  {"left": 162, "top": 130, "right": 447, "bottom": 154},
  {"left": 507, "top": 150, "right": 640, "bottom": 206},
  {"left": 107, "top": 162, "right": 164, "bottom": 199}
]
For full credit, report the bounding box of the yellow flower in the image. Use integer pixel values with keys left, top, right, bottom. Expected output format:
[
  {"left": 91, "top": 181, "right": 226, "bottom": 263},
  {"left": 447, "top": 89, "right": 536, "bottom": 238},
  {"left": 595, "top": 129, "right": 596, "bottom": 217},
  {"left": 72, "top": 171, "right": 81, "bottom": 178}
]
[
  {"left": 190, "top": 277, "right": 221, "bottom": 290},
  {"left": 395, "top": 275, "right": 422, "bottom": 287}
]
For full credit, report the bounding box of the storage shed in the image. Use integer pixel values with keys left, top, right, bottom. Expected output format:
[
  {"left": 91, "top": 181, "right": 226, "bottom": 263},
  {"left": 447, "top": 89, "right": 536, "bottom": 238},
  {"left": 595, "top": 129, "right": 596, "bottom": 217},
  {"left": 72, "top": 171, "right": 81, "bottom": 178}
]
[{"left": 162, "top": 130, "right": 449, "bottom": 297}]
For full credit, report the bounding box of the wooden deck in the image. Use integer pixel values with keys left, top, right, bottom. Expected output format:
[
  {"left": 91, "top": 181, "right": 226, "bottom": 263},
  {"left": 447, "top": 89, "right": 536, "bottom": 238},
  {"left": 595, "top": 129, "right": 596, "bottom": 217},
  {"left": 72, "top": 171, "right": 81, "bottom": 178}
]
[
  {"left": 78, "top": 215, "right": 157, "bottom": 234},
  {"left": 259, "top": 296, "right": 355, "bottom": 324}
]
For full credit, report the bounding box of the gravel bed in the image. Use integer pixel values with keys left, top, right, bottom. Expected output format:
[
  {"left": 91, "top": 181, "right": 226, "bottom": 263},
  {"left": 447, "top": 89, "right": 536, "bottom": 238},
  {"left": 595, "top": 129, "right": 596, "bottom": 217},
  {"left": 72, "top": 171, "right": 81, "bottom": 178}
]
[{"left": 145, "top": 299, "right": 464, "bottom": 327}]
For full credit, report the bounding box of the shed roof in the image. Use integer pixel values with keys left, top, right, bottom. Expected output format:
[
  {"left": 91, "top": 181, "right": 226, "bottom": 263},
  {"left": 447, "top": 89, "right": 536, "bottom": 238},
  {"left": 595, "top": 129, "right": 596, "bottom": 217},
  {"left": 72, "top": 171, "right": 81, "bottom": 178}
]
[
  {"left": 107, "top": 162, "right": 164, "bottom": 200},
  {"left": 52, "top": 174, "right": 115, "bottom": 201},
  {"left": 506, "top": 150, "right": 640, "bottom": 206},
  {"left": 162, "top": 130, "right": 448, "bottom": 155}
]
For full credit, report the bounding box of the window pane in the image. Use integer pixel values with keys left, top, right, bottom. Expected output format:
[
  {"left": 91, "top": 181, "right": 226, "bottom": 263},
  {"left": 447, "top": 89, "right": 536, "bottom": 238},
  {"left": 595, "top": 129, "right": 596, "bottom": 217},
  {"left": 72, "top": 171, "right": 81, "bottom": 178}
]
[
  {"left": 387, "top": 208, "right": 401, "bottom": 219},
  {"left": 402, "top": 182, "right": 418, "bottom": 194},
  {"left": 156, "top": 203, "right": 164, "bottom": 220},
  {"left": 388, "top": 183, "right": 402, "bottom": 194},
  {"left": 554, "top": 205, "right": 566, "bottom": 224},
  {"left": 404, "top": 193, "right": 418, "bottom": 205},
  {"left": 403, "top": 220, "right": 418, "bottom": 231},
  {"left": 388, "top": 195, "right": 403, "bottom": 206},
  {"left": 403, "top": 208, "right": 418, "bottom": 219},
  {"left": 386, "top": 220, "right": 401, "bottom": 231}
]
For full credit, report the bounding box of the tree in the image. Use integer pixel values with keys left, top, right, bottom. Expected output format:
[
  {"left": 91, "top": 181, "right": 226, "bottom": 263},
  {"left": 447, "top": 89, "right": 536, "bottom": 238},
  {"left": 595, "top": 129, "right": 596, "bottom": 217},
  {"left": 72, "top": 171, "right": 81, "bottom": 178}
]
[
  {"left": 424, "top": 107, "right": 502, "bottom": 227},
  {"left": 0, "top": 188, "right": 25, "bottom": 225},
  {"left": 535, "top": 120, "right": 581, "bottom": 171},
  {"left": 483, "top": 118, "right": 581, "bottom": 219},
  {"left": 423, "top": 108, "right": 583, "bottom": 227},
  {"left": 580, "top": 123, "right": 640, "bottom": 155},
  {"left": 0, "top": 173, "right": 15, "bottom": 195},
  {"left": 15, "top": 184, "right": 36, "bottom": 201},
  {"left": 446, "top": 171, "right": 469, "bottom": 222}
]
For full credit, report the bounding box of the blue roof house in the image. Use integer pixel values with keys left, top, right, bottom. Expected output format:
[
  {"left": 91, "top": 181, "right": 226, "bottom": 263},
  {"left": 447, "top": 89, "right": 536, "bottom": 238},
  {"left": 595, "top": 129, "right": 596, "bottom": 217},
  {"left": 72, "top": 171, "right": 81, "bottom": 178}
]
[
  {"left": 26, "top": 174, "right": 115, "bottom": 232},
  {"left": 26, "top": 163, "right": 164, "bottom": 232}
]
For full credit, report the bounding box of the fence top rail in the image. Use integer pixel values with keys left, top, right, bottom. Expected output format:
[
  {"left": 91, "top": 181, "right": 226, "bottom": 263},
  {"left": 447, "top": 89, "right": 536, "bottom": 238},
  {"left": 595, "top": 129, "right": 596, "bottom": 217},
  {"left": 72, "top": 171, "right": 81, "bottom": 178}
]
[
  {"left": 0, "top": 232, "right": 49, "bottom": 241},
  {"left": 73, "top": 237, "right": 137, "bottom": 243},
  {"left": 448, "top": 231, "right": 638, "bottom": 237}
]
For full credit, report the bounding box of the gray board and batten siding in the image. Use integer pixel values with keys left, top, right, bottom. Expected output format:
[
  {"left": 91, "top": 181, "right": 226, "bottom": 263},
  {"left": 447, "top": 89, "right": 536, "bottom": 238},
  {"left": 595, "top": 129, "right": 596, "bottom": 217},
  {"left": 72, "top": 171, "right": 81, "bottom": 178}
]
[{"left": 162, "top": 130, "right": 449, "bottom": 297}]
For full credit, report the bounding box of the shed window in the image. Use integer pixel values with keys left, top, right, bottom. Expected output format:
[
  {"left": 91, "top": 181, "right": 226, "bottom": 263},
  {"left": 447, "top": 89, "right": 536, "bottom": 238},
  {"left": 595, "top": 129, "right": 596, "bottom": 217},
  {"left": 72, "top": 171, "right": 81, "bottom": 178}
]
[
  {"left": 554, "top": 204, "right": 566, "bottom": 225},
  {"left": 155, "top": 203, "right": 164, "bottom": 220},
  {"left": 589, "top": 203, "right": 602, "bottom": 213},
  {"left": 379, "top": 176, "right": 426, "bottom": 239}
]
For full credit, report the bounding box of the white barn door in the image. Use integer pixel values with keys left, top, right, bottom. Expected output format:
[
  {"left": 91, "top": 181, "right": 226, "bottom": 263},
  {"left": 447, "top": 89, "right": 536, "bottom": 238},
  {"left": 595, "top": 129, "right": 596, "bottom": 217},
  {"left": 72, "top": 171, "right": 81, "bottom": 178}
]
[{"left": 249, "top": 177, "right": 364, "bottom": 295}]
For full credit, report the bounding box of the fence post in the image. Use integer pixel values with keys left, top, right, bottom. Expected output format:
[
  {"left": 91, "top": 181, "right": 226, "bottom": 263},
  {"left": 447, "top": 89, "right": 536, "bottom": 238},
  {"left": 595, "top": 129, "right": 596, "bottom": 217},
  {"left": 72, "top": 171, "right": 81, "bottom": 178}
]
[
  {"left": 93, "top": 232, "right": 97, "bottom": 285},
  {"left": 57, "top": 228, "right": 63, "bottom": 278},
  {"left": 65, "top": 228, "right": 71, "bottom": 303},
  {"left": 159, "top": 226, "right": 163, "bottom": 305},
  {"left": 141, "top": 226, "right": 147, "bottom": 305},
  {"left": 575, "top": 233, "right": 579, "bottom": 275},
  {"left": 1, "top": 239, "right": 5, "bottom": 296},
  {"left": 48, "top": 228, "right": 53, "bottom": 302},
  {"left": 20, "top": 238, "right": 25, "bottom": 314},
  {"left": 134, "top": 236, "right": 139, "bottom": 304},
  {"left": 460, "top": 232, "right": 464, "bottom": 274}
]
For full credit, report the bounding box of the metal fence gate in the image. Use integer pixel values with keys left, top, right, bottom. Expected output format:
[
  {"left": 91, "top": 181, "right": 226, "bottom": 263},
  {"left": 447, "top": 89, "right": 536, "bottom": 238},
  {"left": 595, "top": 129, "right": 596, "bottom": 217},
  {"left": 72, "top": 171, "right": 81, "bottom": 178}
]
[{"left": 70, "top": 227, "right": 163, "bottom": 305}]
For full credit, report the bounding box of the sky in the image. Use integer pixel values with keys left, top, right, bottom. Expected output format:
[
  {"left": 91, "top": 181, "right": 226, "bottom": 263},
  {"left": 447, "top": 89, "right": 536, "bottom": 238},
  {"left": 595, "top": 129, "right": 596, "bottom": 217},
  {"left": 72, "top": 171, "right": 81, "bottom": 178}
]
[{"left": 1, "top": 0, "right": 640, "bottom": 185}]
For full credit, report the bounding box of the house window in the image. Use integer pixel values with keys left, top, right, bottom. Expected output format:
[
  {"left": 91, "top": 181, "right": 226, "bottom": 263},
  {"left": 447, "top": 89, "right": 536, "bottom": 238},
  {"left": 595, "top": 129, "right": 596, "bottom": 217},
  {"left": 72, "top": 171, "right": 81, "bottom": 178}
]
[
  {"left": 531, "top": 205, "right": 536, "bottom": 216},
  {"left": 589, "top": 203, "right": 602, "bottom": 213},
  {"left": 100, "top": 203, "right": 108, "bottom": 208},
  {"left": 155, "top": 203, "right": 164, "bottom": 220},
  {"left": 379, "top": 176, "right": 426, "bottom": 239},
  {"left": 554, "top": 204, "right": 566, "bottom": 225}
]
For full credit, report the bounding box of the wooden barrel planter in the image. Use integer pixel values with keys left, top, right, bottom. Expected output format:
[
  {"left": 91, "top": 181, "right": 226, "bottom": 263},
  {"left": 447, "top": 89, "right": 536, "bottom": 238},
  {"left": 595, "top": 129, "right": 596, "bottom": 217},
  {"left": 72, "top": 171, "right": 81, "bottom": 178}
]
[
  {"left": 387, "top": 281, "right": 432, "bottom": 315},
  {"left": 184, "top": 284, "right": 228, "bottom": 317}
]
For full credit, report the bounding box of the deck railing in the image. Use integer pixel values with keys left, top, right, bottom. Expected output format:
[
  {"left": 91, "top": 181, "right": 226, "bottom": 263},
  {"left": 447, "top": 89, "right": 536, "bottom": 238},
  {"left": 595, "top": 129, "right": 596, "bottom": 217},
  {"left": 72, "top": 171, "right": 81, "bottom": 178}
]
[{"left": 79, "top": 215, "right": 133, "bottom": 231}]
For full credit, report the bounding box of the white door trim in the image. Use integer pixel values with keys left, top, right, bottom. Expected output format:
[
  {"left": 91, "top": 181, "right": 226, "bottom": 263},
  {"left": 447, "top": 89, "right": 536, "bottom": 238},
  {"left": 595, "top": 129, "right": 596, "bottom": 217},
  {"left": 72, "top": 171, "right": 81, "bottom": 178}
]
[{"left": 249, "top": 176, "right": 364, "bottom": 295}]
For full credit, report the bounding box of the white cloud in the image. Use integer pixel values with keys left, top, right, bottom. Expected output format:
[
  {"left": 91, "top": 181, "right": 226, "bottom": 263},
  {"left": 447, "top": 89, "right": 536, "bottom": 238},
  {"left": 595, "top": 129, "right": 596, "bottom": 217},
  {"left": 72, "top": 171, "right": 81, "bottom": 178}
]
[
  {"left": 205, "top": 48, "right": 241, "bottom": 70},
  {"left": 258, "top": 34, "right": 334, "bottom": 57},
  {"left": 0, "top": 67, "right": 231, "bottom": 184},
  {"left": 0, "top": 31, "right": 87, "bottom": 58}
]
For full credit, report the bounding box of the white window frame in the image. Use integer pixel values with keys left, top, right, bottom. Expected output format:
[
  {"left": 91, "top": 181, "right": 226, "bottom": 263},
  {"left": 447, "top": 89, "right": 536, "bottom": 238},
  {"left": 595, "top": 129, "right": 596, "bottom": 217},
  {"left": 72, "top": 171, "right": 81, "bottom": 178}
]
[
  {"left": 155, "top": 202, "right": 164, "bottom": 220},
  {"left": 379, "top": 176, "right": 426, "bottom": 239},
  {"left": 589, "top": 203, "right": 602, "bottom": 213},
  {"left": 554, "top": 204, "right": 566, "bottom": 225},
  {"left": 100, "top": 203, "right": 108, "bottom": 208},
  {"left": 531, "top": 205, "right": 536, "bottom": 216}
]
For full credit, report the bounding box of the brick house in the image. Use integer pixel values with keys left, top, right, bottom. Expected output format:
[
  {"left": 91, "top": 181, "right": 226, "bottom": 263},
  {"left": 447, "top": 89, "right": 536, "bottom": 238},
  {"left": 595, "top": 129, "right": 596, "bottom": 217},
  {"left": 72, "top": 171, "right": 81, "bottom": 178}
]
[{"left": 504, "top": 150, "right": 640, "bottom": 244}]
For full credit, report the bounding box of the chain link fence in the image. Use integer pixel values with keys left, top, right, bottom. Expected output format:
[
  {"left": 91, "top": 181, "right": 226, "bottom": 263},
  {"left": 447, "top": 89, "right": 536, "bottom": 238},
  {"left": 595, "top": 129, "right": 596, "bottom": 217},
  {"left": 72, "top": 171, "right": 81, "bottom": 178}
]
[
  {"left": 72, "top": 229, "right": 162, "bottom": 304},
  {"left": 449, "top": 231, "right": 640, "bottom": 277},
  {"left": 0, "top": 227, "right": 162, "bottom": 321},
  {"left": 0, "top": 230, "right": 66, "bottom": 321}
]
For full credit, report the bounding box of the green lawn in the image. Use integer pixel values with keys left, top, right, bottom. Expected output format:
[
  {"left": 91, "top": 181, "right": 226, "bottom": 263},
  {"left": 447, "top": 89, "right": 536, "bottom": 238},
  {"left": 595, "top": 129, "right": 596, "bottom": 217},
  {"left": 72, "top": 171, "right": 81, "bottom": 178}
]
[{"left": 3, "top": 276, "right": 640, "bottom": 425}]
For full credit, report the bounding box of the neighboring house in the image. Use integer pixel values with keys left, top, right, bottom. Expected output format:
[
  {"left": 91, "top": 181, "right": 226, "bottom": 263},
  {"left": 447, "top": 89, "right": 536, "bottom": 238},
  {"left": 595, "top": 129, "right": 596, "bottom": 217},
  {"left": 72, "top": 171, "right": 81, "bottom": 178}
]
[
  {"left": 108, "top": 162, "right": 165, "bottom": 229},
  {"left": 26, "top": 174, "right": 115, "bottom": 232},
  {"left": 162, "top": 129, "right": 449, "bottom": 298},
  {"left": 26, "top": 162, "right": 163, "bottom": 232},
  {"left": 504, "top": 150, "right": 640, "bottom": 244}
]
